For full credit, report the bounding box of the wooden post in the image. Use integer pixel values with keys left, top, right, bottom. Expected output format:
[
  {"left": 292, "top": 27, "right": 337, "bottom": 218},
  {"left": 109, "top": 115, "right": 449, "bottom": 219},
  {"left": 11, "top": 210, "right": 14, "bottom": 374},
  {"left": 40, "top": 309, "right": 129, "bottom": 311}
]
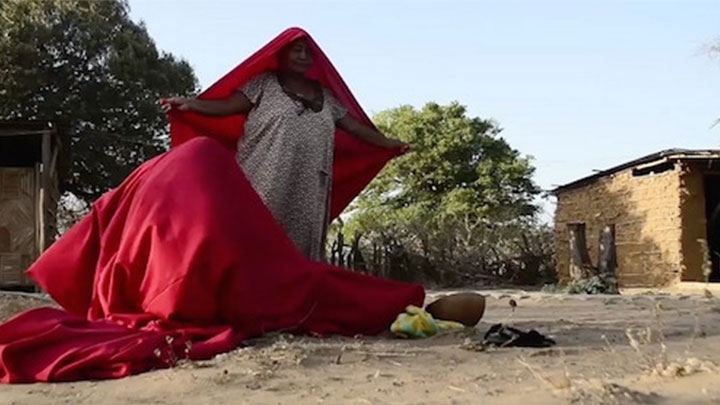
[
  {"left": 46, "top": 130, "right": 60, "bottom": 243},
  {"left": 330, "top": 239, "right": 338, "bottom": 265},
  {"left": 597, "top": 225, "right": 617, "bottom": 275},
  {"left": 567, "top": 222, "right": 595, "bottom": 281},
  {"left": 597, "top": 224, "right": 619, "bottom": 292},
  {"left": 40, "top": 130, "right": 51, "bottom": 253},
  {"left": 33, "top": 163, "right": 42, "bottom": 259},
  {"left": 350, "top": 233, "right": 362, "bottom": 271},
  {"left": 336, "top": 227, "right": 344, "bottom": 268}
]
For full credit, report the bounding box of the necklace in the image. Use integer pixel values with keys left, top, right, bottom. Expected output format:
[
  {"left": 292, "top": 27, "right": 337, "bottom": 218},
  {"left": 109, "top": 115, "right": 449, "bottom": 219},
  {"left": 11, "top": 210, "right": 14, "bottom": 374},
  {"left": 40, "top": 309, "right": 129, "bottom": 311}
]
[{"left": 277, "top": 74, "right": 324, "bottom": 113}]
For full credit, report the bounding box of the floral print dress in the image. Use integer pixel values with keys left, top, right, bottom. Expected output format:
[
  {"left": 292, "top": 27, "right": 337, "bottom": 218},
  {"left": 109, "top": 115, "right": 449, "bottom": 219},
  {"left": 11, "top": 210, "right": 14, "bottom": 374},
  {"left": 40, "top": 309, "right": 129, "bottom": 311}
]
[{"left": 237, "top": 72, "right": 347, "bottom": 261}]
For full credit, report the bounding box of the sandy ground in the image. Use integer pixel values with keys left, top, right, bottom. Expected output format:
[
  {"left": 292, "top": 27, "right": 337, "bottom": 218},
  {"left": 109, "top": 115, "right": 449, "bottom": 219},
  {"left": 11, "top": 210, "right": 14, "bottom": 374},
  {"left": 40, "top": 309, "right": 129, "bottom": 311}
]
[{"left": 2, "top": 287, "right": 720, "bottom": 405}]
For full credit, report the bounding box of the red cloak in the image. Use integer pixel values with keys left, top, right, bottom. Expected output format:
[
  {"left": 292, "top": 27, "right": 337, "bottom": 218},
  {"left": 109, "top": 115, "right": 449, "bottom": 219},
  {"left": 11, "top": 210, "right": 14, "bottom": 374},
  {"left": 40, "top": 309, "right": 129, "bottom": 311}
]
[
  {"left": 0, "top": 28, "right": 424, "bottom": 383},
  {"left": 169, "top": 27, "right": 404, "bottom": 220}
]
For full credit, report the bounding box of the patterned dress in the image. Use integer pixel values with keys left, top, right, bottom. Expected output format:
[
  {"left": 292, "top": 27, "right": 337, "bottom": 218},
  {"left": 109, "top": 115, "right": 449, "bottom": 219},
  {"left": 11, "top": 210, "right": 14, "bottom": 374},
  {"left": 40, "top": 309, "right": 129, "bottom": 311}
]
[{"left": 237, "top": 72, "right": 348, "bottom": 261}]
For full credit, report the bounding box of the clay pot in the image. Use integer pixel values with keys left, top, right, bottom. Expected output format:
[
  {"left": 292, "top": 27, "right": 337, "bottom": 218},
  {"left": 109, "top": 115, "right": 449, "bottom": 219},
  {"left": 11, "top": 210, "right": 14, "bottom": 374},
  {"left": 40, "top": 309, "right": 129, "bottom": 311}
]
[{"left": 425, "top": 292, "right": 486, "bottom": 327}]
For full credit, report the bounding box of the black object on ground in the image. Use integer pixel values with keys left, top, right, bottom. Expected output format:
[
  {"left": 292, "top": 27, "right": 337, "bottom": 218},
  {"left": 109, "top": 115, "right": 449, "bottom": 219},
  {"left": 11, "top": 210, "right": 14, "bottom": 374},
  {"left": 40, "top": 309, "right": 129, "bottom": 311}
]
[{"left": 482, "top": 324, "right": 556, "bottom": 348}]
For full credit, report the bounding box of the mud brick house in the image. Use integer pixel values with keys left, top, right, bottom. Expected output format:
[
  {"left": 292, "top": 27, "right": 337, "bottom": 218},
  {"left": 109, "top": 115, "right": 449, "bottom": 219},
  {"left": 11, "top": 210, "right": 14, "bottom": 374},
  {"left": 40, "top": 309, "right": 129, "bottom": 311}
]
[
  {"left": 0, "top": 121, "right": 60, "bottom": 289},
  {"left": 552, "top": 149, "right": 720, "bottom": 288}
]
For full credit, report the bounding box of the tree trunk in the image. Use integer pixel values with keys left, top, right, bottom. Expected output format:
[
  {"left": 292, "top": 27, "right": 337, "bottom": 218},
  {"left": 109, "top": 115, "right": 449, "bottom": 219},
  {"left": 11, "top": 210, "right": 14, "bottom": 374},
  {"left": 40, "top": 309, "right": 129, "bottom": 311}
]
[
  {"left": 330, "top": 239, "right": 338, "bottom": 265},
  {"left": 350, "top": 233, "right": 364, "bottom": 272},
  {"left": 336, "top": 228, "right": 345, "bottom": 268},
  {"left": 567, "top": 222, "right": 595, "bottom": 281},
  {"left": 380, "top": 232, "right": 388, "bottom": 279},
  {"left": 372, "top": 242, "right": 380, "bottom": 276}
]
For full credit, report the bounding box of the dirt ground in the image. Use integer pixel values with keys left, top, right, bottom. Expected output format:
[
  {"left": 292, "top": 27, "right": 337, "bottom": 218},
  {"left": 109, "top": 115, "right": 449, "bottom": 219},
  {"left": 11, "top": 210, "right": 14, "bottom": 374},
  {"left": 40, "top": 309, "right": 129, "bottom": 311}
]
[{"left": 2, "top": 286, "right": 720, "bottom": 405}]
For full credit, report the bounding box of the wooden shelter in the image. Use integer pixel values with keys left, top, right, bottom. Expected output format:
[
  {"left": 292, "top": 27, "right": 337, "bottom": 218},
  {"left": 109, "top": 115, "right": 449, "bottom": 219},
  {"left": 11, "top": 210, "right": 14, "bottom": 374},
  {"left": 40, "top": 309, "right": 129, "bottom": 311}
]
[{"left": 0, "top": 121, "right": 60, "bottom": 289}]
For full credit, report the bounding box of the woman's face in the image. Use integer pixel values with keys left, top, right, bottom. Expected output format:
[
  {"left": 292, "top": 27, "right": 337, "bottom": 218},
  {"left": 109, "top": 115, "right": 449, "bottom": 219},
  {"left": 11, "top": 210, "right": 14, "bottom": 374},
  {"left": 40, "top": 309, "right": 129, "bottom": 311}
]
[{"left": 279, "top": 39, "right": 314, "bottom": 75}]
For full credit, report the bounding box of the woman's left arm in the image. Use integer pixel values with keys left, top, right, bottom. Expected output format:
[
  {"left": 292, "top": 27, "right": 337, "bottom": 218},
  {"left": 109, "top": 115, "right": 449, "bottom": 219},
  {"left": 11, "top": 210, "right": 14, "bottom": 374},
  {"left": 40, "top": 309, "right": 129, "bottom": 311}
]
[{"left": 337, "top": 115, "right": 408, "bottom": 150}]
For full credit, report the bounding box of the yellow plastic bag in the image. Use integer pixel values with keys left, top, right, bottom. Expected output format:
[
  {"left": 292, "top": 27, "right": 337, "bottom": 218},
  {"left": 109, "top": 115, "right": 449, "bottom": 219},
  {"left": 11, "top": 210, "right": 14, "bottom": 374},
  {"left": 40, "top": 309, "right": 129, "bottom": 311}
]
[{"left": 390, "top": 305, "right": 465, "bottom": 339}]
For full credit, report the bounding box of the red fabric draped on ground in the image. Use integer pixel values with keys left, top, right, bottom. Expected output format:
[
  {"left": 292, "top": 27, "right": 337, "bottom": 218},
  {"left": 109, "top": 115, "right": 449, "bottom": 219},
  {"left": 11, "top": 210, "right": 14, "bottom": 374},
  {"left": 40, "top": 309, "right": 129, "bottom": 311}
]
[
  {"left": 0, "top": 27, "right": 423, "bottom": 383},
  {"left": 0, "top": 138, "right": 424, "bottom": 383}
]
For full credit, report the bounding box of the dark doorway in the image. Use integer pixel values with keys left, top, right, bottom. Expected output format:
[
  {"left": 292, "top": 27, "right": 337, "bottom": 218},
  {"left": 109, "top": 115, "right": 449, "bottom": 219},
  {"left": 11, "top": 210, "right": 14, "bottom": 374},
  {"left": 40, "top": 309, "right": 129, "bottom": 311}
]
[
  {"left": 0, "top": 134, "right": 42, "bottom": 167},
  {"left": 704, "top": 175, "right": 720, "bottom": 281}
]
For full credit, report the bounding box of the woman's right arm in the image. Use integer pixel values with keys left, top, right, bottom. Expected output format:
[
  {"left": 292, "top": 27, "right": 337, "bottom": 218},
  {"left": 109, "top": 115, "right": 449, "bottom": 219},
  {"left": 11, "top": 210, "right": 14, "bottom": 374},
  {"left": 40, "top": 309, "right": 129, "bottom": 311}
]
[{"left": 163, "top": 92, "right": 253, "bottom": 116}]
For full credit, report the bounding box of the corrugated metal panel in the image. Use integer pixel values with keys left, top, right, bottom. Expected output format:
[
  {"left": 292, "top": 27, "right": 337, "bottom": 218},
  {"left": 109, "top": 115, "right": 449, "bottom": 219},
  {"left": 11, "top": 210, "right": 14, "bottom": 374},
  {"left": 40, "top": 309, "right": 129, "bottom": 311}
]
[{"left": 551, "top": 149, "right": 720, "bottom": 194}]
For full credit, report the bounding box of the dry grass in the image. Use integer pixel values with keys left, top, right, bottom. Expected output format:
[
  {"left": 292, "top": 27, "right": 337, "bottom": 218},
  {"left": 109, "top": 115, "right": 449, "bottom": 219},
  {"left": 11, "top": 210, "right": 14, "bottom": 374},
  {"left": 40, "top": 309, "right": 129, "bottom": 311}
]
[
  {"left": 504, "top": 293, "right": 719, "bottom": 405},
  {"left": 2, "top": 290, "right": 720, "bottom": 404}
]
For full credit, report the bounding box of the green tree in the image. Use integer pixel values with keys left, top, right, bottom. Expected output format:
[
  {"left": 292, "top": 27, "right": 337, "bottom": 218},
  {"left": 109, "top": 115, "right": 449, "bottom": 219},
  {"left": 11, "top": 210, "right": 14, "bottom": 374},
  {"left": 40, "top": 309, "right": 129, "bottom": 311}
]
[
  {"left": 337, "top": 102, "right": 551, "bottom": 285},
  {"left": 0, "top": 0, "right": 198, "bottom": 201}
]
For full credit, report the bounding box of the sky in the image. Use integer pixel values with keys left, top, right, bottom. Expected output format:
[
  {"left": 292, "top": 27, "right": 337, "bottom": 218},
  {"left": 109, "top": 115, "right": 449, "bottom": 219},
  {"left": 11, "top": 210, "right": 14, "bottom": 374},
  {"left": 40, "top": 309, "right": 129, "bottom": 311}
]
[{"left": 128, "top": 0, "right": 720, "bottom": 221}]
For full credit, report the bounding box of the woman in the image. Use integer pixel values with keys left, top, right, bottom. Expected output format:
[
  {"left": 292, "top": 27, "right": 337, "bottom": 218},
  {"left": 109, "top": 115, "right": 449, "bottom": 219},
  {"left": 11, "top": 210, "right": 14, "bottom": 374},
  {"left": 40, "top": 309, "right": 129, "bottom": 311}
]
[
  {"left": 0, "top": 28, "right": 426, "bottom": 383},
  {"left": 164, "top": 37, "right": 406, "bottom": 261}
]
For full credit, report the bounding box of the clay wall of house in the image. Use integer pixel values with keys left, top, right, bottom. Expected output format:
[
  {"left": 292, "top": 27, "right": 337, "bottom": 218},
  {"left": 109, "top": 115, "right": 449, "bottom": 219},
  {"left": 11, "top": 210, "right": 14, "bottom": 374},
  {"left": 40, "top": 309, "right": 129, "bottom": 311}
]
[{"left": 554, "top": 166, "right": 683, "bottom": 287}]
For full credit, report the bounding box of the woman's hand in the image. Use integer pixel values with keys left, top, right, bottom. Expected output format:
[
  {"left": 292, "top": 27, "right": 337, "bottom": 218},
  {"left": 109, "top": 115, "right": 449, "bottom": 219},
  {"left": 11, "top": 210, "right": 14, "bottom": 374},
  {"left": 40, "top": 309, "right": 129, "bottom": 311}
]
[
  {"left": 337, "top": 115, "right": 410, "bottom": 151},
  {"left": 161, "top": 97, "right": 195, "bottom": 113},
  {"left": 381, "top": 137, "right": 410, "bottom": 152}
]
